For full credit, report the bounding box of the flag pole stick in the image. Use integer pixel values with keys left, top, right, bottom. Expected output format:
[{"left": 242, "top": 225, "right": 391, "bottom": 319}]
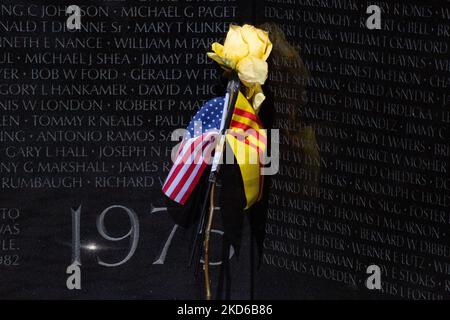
[
  {"left": 203, "top": 182, "right": 216, "bottom": 300},
  {"left": 188, "top": 73, "right": 240, "bottom": 299}
]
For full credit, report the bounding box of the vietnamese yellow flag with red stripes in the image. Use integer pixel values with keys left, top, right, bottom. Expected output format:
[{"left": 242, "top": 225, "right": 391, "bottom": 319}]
[{"left": 226, "top": 92, "right": 267, "bottom": 209}]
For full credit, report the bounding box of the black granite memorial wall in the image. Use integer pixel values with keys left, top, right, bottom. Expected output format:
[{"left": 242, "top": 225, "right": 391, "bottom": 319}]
[{"left": 0, "top": 0, "right": 449, "bottom": 300}]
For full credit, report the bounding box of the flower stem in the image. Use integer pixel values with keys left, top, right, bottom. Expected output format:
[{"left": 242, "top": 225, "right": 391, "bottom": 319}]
[{"left": 203, "top": 183, "right": 216, "bottom": 300}]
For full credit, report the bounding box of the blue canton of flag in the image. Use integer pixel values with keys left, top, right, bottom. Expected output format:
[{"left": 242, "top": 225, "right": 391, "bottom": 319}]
[{"left": 187, "top": 97, "right": 225, "bottom": 137}]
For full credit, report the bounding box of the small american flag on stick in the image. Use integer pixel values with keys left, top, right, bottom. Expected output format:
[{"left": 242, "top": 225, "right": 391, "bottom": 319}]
[{"left": 162, "top": 98, "right": 225, "bottom": 204}]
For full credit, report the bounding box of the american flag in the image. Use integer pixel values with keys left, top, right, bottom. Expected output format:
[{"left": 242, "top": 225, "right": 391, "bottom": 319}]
[
  {"left": 163, "top": 93, "right": 266, "bottom": 205},
  {"left": 162, "top": 97, "right": 225, "bottom": 204}
]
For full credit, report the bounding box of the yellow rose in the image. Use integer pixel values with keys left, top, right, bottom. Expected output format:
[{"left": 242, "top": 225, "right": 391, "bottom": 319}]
[{"left": 207, "top": 24, "right": 272, "bottom": 110}]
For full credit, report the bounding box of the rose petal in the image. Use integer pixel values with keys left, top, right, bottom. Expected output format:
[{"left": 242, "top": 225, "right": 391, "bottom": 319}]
[
  {"left": 253, "top": 91, "right": 266, "bottom": 112},
  {"left": 263, "top": 41, "right": 273, "bottom": 61},
  {"left": 207, "top": 52, "right": 226, "bottom": 66},
  {"left": 237, "top": 57, "right": 268, "bottom": 85},
  {"left": 241, "top": 25, "right": 267, "bottom": 59},
  {"left": 223, "top": 25, "right": 249, "bottom": 62},
  {"left": 211, "top": 42, "right": 224, "bottom": 56}
]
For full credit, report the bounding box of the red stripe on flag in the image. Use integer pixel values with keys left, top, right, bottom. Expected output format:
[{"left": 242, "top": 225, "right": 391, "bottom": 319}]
[
  {"left": 233, "top": 108, "right": 263, "bottom": 127},
  {"left": 162, "top": 137, "right": 200, "bottom": 194},
  {"left": 230, "top": 123, "right": 268, "bottom": 145},
  {"left": 179, "top": 161, "right": 208, "bottom": 204},
  {"left": 163, "top": 133, "right": 217, "bottom": 203},
  {"left": 230, "top": 120, "right": 251, "bottom": 131},
  {"left": 229, "top": 131, "right": 264, "bottom": 154}
]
